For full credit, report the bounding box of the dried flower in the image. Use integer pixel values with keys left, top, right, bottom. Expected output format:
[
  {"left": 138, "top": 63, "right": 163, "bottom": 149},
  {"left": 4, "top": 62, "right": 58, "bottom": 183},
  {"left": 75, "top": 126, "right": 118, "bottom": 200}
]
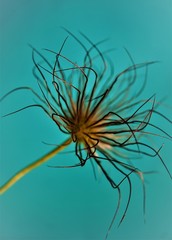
[{"left": 0, "top": 30, "right": 171, "bottom": 239}]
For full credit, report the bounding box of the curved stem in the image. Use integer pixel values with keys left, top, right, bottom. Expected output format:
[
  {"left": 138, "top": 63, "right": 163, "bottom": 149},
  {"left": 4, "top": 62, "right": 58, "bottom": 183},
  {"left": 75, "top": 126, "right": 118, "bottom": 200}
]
[{"left": 0, "top": 137, "right": 72, "bottom": 195}]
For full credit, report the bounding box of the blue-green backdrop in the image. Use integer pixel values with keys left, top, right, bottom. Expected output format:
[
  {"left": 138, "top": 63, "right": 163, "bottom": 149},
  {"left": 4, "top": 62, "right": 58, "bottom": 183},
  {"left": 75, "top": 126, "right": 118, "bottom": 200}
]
[{"left": 0, "top": 0, "right": 172, "bottom": 240}]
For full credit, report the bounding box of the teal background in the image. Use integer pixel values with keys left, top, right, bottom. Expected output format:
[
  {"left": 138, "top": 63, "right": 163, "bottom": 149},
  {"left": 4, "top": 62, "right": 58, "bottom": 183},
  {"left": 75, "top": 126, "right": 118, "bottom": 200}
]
[{"left": 0, "top": 0, "right": 172, "bottom": 240}]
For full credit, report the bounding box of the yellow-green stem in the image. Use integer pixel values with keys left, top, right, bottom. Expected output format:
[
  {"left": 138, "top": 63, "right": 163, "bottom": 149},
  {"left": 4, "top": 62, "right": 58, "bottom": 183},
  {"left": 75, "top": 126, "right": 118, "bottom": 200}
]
[{"left": 0, "top": 137, "right": 72, "bottom": 195}]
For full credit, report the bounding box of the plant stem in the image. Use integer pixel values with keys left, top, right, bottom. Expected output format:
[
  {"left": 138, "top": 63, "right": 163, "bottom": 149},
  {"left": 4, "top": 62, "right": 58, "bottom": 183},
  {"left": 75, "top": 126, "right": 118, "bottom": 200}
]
[{"left": 0, "top": 137, "right": 72, "bottom": 195}]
